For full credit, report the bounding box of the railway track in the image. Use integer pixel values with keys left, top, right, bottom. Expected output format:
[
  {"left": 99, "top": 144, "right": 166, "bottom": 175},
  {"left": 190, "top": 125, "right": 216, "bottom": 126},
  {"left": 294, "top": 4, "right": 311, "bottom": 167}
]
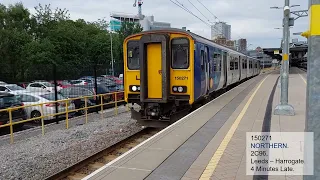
[
  {"left": 45, "top": 72, "right": 274, "bottom": 180},
  {"left": 46, "top": 127, "right": 161, "bottom": 180}
]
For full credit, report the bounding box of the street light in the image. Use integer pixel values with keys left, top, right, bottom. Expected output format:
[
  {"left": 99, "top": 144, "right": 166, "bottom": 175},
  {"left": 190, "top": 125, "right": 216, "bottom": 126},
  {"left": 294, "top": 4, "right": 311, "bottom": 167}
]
[{"left": 272, "top": 0, "right": 295, "bottom": 116}]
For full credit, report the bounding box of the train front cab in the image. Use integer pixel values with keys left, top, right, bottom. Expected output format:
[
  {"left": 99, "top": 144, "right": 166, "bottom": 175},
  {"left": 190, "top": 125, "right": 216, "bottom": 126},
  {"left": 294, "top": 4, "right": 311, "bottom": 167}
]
[{"left": 124, "top": 31, "right": 194, "bottom": 127}]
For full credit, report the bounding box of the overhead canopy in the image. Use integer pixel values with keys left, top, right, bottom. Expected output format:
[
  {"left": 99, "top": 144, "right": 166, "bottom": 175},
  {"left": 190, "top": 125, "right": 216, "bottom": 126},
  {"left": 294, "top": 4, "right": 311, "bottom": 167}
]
[
  {"left": 263, "top": 45, "right": 308, "bottom": 64},
  {"left": 263, "top": 48, "right": 282, "bottom": 60}
]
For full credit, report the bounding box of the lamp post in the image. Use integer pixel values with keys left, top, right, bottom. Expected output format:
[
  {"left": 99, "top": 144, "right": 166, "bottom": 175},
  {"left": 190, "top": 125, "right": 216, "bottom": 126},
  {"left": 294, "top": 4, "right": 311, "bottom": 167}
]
[
  {"left": 110, "top": 32, "right": 114, "bottom": 77},
  {"left": 271, "top": 0, "right": 295, "bottom": 116}
]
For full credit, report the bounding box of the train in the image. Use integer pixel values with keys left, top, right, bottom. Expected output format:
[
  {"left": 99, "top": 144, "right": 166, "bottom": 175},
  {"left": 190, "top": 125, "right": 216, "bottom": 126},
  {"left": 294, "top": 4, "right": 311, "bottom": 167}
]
[{"left": 123, "top": 28, "right": 261, "bottom": 127}]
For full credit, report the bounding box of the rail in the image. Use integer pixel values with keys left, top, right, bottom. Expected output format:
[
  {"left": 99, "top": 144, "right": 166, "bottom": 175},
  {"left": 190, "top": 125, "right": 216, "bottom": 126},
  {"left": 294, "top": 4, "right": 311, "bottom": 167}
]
[{"left": 0, "top": 91, "right": 130, "bottom": 144}]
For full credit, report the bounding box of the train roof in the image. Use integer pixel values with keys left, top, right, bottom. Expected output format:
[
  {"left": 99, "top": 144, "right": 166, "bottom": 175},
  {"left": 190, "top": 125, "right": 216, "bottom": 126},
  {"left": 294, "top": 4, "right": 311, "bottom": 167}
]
[{"left": 125, "top": 28, "right": 260, "bottom": 62}]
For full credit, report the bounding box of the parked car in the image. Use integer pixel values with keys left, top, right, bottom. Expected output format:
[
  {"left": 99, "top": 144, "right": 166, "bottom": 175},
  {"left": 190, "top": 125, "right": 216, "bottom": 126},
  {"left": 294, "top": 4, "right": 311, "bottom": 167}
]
[
  {"left": 26, "top": 82, "right": 62, "bottom": 93},
  {"left": 116, "top": 84, "right": 124, "bottom": 91},
  {"left": 102, "top": 76, "right": 123, "bottom": 84},
  {"left": 78, "top": 84, "right": 124, "bottom": 103},
  {"left": 97, "top": 78, "right": 117, "bottom": 86},
  {"left": 0, "top": 81, "right": 7, "bottom": 84},
  {"left": 17, "top": 82, "right": 29, "bottom": 89},
  {"left": 18, "top": 92, "right": 75, "bottom": 123},
  {"left": 0, "top": 84, "right": 30, "bottom": 95},
  {"left": 58, "top": 80, "right": 73, "bottom": 89},
  {"left": 69, "top": 79, "right": 93, "bottom": 86},
  {"left": 58, "top": 87, "right": 96, "bottom": 115},
  {"left": 0, "top": 92, "right": 27, "bottom": 127}
]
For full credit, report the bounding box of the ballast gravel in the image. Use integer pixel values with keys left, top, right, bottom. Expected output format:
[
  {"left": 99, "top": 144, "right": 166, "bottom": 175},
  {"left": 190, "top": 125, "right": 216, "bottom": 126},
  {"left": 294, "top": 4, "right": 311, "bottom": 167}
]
[{"left": 0, "top": 112, "right": 142, "bottom": 180}]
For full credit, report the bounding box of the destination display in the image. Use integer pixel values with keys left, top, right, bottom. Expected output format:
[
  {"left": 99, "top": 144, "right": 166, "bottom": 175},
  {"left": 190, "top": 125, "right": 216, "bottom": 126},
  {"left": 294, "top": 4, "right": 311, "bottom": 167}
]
[{"left": 246, "top": 132, "right": 314, "bottom": 175}]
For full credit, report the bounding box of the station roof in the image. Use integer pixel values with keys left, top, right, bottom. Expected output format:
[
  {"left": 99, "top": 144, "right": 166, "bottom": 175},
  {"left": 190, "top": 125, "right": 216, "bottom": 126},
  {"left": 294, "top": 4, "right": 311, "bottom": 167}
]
[{"left": 263, "top": 45, "right": 308, "bottom": 62}]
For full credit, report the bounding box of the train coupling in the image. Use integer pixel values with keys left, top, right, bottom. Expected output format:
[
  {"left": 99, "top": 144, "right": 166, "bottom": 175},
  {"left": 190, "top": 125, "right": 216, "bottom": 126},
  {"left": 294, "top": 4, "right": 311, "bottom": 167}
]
[{"left": 145, "top": 103, "right": 160, "bottom": 117}]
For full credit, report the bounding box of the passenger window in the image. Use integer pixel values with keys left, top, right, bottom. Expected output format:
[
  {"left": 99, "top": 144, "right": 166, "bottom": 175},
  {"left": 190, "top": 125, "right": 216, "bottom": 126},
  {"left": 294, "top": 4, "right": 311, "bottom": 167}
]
[
  {"left": 235, "top": 61, "right": 238, "bottom": 70},
  {"left": 127, "top": 41, "right": 140, "bottom": 70},
  {"left": 213, "top": 53, "right": 221, "bottom": 72},
  {"left": 172, "top": 38, "right": 189, "bottom": 69},
  {"left": 200, "top": 50, "right": 204, "bottom": 70},
  {"left": 230, "top": 57, "right": 234, "bottom": 70}
]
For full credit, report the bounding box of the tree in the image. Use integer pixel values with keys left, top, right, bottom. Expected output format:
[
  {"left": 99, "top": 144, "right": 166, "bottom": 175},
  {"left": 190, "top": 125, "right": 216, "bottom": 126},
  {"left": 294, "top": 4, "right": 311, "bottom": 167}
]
[
  {"left": 0, "top": 3, "right": 33, "bottom": 82},
  {"left": 0, "top": 2, "right": 120, "bottom": 82}
]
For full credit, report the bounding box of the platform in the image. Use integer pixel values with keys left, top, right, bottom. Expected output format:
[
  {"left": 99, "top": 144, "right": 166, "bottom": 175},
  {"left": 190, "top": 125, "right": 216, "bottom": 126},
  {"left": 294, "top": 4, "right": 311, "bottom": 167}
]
[{"left": 83, "top": 67, "right": 307, "bottom": 180}]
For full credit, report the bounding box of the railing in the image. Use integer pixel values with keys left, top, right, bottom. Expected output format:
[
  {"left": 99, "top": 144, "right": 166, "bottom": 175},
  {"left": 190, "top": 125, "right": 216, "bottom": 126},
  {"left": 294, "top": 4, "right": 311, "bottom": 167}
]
[{"left": 0, "top": 91, "right": 130, "bottom": 144}]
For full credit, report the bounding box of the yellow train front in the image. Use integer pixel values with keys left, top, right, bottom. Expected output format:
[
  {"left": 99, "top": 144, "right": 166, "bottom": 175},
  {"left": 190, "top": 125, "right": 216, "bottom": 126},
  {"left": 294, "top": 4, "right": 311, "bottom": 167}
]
[
  {"left": 124, "top": 29, "right": 261, "bottom": 127},
  {"left": 124, "top": 29, "right": 194, "bottom": 127}
]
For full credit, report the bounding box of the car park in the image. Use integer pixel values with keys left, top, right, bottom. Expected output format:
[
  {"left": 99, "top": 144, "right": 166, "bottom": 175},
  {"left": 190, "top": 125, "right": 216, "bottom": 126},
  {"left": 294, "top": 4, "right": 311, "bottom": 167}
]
[
  {"left": 26, "top": 82, "right": 62, "bottom": 93},
  {"left": 0, "top": 92, "right": 27, "bottom": 127},
  {"left": 0, "top": 84, "right": 30, "bottom": 95},
  {"left": 18, "top": 92, "right": 75, "bottom": 123},
  {"left": 58, "top": 87, "right": 96, "bottom": 115},
  {"left": 69, "top": 79, "right": 93, "bottom": 86},
  {"left": 57, "top": 80, "right": 73, "bottom": 88},
  {"left": 78, "top": 84, "right": 124, "bottom": 103}
]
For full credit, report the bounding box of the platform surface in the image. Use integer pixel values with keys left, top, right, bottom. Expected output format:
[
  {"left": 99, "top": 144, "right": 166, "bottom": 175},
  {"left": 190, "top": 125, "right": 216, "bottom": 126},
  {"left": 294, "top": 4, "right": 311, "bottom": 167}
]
[{"left": 83, "top": 67, "right": 307, "bottom": 180}]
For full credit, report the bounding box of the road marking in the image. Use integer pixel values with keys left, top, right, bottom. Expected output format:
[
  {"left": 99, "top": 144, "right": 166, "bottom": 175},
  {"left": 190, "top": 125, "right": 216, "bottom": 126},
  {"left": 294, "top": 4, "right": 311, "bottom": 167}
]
[
  {"left": 199, "top": 75, "right": 269, "bottom": 179},
  {"left": 299, "top": 74, "right": 307, "bottom": 84}
]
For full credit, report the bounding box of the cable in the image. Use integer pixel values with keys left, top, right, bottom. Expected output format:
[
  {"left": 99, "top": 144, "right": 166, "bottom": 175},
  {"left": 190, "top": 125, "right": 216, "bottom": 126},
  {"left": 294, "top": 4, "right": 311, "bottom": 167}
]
[
  {"left": 187, "top": 0, "right": 214, "bottom": 24},
  {"left": 169, "top": 0, "right": 211, "bottom": 27},
  {"left": 194, "top": 0, "right": 244, "bottom": 41},
  {"left": 195, "top": 0, "right": 220, "bottom": 22}
]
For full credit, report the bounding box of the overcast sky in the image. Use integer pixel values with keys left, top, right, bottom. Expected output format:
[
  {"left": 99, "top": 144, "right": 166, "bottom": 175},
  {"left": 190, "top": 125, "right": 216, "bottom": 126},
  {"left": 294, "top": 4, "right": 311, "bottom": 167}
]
[{"left": 2, "top": 0, "right": 309, "bottom": 49}]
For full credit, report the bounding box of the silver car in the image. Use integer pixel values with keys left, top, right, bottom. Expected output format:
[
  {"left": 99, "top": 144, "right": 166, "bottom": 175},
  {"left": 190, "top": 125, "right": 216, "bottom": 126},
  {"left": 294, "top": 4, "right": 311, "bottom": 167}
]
[
  {"left": 26, "top": 82, "right": 62, "bottom": 93},
  {"left": 18, "top": 92, "right": 75, "bottom": 123},
  {"left": 0, "top": 84, "right": 30, "bottom": 95}
]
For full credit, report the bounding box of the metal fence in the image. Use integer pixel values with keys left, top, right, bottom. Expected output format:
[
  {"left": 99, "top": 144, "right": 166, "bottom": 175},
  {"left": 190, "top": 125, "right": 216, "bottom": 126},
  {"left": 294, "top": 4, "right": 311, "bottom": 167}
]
[
  {"left": 0, "top": 62, "right": 125, "bottom": 143},
  {"left": 0, "top": 91, "right": 129, "bottom": 143}
]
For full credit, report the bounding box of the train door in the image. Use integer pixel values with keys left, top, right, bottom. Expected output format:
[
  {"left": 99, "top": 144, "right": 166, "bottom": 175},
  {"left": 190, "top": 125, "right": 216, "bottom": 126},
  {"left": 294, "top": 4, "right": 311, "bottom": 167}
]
[
  {"left": 200, "top": 47, "right": 205, "bottom": 96},
  {"left": 237, "top": 56, "right": 242, "bottom": 81},
  {"left": 223, "top": 51, "right": 228, "bottom": 87},
  {"left": 205, "top": 46, "right": 209, "bottom": 94},
  {"left": 146, "top": 43, "right": 162, "bottom": 98}
]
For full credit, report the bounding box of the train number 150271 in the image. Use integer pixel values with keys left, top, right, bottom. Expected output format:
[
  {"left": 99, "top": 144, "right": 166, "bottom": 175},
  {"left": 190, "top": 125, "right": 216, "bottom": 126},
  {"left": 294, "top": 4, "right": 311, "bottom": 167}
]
[{"left": 175, "top": 76, "right": 188, "bottom": 80}]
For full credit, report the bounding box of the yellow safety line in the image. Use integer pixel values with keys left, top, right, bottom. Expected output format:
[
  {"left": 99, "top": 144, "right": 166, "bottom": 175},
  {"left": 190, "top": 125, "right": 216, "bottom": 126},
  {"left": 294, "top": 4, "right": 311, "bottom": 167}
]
[
  {"left": 299, "top": 74, "right": 307, "bottom": 84},
  {"left": 199, "top": 75, "right": 269, "bottom": 179}
]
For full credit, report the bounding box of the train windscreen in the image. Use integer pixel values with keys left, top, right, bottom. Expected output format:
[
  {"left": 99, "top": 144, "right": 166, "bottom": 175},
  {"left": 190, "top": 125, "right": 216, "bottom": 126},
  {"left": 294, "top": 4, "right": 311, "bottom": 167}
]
[
  {"left": 127, "top": 40, "right": 140, "bottom": 70},
  {"left": 171, "top": 38, "right": 189, "bottom": 69}
]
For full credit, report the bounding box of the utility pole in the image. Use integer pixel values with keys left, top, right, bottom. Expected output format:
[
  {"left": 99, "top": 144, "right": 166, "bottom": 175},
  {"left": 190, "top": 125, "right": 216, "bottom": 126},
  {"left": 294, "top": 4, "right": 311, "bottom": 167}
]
[
  {"left": 274, "top": 0, "right": 295, "bottom": 116},
  {"left": 110, "top": 31, "right": 114, "bottom": 77},
  {"left": 304, "top": 0, "right": 320, "bottom": 179}
]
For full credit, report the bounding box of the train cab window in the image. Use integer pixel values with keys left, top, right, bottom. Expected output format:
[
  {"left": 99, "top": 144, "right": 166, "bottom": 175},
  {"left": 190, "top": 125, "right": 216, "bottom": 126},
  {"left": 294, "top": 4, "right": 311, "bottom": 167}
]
[
  {"left": 171, "top": 38, "right": 189, "bottom": 69},
  {"left": 127, "top": 41, "right": 140, "bottom": 70}
]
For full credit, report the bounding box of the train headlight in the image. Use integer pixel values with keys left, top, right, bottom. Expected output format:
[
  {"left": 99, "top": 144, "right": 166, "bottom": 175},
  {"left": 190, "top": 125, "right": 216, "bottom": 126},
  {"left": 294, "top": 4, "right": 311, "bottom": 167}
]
[
  {"left": 130, "top": 85, "right": 140, "bottom": 92},
  {"left": 173, "top": 87, "right": 178, "bottom": 92},
  {"left": 172, "top": 86, "right": 187, "bottom": 93}
]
